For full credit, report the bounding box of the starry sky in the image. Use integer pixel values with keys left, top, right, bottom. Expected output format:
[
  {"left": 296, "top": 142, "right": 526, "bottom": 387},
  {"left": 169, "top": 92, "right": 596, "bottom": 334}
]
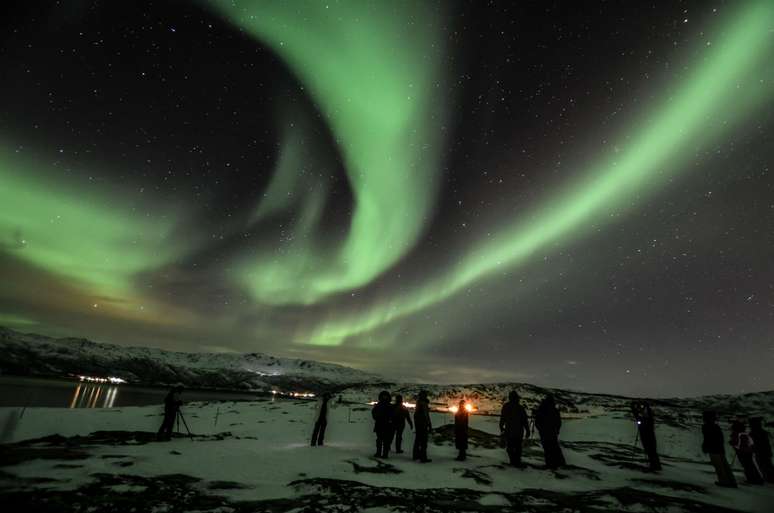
[{"left": 1, "top": 1, "right": 773, "bottom": 397}]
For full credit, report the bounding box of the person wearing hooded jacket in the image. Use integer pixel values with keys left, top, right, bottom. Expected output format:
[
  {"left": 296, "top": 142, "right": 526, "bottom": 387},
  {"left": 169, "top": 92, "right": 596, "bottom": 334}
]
[
  {"left": 499, "top": 391, "right": 529, "bottom": 467},
  {"left": 372, "top": 391, "right": 395, "bottom": 458},
  {"left": 534, "top": 394, "right": 565, "bottom": 469}
]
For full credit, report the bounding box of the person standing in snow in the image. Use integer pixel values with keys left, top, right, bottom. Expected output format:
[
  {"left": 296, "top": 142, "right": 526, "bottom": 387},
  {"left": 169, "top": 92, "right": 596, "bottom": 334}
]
[
  {"left": 372, "top": 390, "right": 395, "bottom": 458},
  {"left": 392, "top": 394, "right": 413, "bottom": 454},
  {"left": 454, "top": 399, "right": 469, "bottom": 461},
  {"left": 749, "top": 417, "right": 774, "bottom": 483},
  {"left": 157, "top": 385, "right": 183, "bottom": 441},
  {"left": 413, "top": 390, "right": 432, "bottom": 462},
  {"left": 701, "top": 411, "right": 737, "bottom": 487},
  {"left": 730, "top": 419, "right": 764, "bottom": 485},
  {"left": 631, "top": 401, "right": 662, "bottom": 471},
  {"left": 499, "top": 391, "right": 529, "bottom": 467},
  {"left": 311, "top": 392, "right": 332, "bottom": 447},
  {"left": 534, "top": 394, "right": 566, "bottom": 470}
]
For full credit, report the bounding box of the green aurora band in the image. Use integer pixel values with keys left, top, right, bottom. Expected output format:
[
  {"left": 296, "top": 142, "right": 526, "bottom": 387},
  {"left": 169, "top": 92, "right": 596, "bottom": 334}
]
[
  {"left": 300, "top": 1, "right": 774, "bottom": 346},
  {"left": 1, "top": 2, "right": 771, "bottom": 354},
  {"left": 210, "top": 0, "right": 446, "bottom": 305},
  {"left": 0, "top": 147, "right": 181, "bottom": 303},
  {"left": 236, "top": 119, "right": 333, "bottom": 304}
]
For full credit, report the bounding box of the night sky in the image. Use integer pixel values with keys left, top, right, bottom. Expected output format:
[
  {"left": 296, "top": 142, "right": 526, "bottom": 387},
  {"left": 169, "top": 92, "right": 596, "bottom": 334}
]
[{"left": 1, "top": 1, "right": 772, "bottom": 397}]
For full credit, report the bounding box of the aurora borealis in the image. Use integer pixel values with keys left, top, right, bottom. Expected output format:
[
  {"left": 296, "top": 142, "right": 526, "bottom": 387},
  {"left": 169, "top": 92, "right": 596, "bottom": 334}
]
[
  {"left": 1, "top": 1, "right": 773, "bottom": 396},
  {"left": 217, "top": 0, "right": 447, "bottom": 305}
]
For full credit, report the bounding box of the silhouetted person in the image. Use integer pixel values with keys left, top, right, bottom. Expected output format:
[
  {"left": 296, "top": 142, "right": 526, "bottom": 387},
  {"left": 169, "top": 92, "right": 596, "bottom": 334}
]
[
  {"left": 372, "top": 391, "right": 394, "bottom": 458},
  {"left": 749, "top": 417, "right": 774, "bottom": 483},
  {"left": 632, "top": 401, "right": 661, "bottom": 471},
  {"left": 534, "top": 394, "right": 565, "bottom": 470},
  {"left": 413, "top": 390, "right": 432, "bottom": 462},
  {"left": 701, "top": 411, "right": 737, "bottom": 487},
  {"left": 311, "top": 392, "right": 331, "bottom": 447},
  {"left": 730, "top": 419, "right": 764, "bottom": 484},
  {"left": 500, "top": 391, "right": 529, "bottom": 467},
  {"left": 392, "top": 394, "right": 413, "bottom": 454},
  {"left": 157, "top": 386, "right": 182, "bottom": 441},
  {"left": 454, "top": 400, "right": 469, "bottom": 461}
]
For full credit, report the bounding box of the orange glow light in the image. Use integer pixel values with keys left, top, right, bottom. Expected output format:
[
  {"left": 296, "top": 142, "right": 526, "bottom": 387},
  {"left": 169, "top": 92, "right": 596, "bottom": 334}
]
[{"left": 449, "top": 403, "right": 475, "bottom": 413}]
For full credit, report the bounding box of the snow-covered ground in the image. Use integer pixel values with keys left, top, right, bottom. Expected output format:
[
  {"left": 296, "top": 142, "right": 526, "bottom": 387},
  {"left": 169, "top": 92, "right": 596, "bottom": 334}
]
[{"left": 1, "top": 396, "right": 772, "bottom": 512}]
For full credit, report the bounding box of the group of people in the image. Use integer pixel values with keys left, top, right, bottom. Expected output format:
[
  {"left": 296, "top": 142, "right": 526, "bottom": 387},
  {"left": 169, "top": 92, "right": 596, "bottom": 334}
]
[
  {"left": 309, "top": 389, "right": 433, "bottom": 461},
  {"left": 363, "top": 391, "right": 774, "bottom": 490},
  {"left": 366, "top": 389, "right": 565, "bottom": 469},
  {"left": 157, "top": 386, "right": 774, "bottom": 490},
  {"left": 370, "top": 390, "right": 433, "bottom": 461},
  {"left": 629, "top": 400, "right": 774, "bottom": 488},
  {"left": 702, "top": 411, "right": 774, "bottom": 487}
]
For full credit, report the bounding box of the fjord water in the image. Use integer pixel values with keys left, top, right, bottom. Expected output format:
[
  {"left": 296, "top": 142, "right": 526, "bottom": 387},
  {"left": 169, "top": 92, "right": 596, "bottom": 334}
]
[{"left": 0, "top": 375, "right": 264, "bottom": 408}]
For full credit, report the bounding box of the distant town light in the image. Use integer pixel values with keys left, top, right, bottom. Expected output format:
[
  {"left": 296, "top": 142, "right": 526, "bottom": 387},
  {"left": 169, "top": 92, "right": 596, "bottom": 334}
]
[
  {"left": 366, "top": 401, "right": 414, "bottom": 408},
  {"left": 273, "top": 390, "right": 315, "bottom": 399},
  {"left": 77, "top": 374, "right": 126, "bottom": 384}
]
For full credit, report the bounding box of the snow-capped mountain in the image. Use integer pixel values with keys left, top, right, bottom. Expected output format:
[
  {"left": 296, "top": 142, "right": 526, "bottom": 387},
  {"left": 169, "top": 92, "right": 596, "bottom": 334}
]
[
  {"left": 0, "top": 327, "right": 386, "bottom": 392},
  {"left": 1, "top": 327, "right": 772, "bottom": 424}
]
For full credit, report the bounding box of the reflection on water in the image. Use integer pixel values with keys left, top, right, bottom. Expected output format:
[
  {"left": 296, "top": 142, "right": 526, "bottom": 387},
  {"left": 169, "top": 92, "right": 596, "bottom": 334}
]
[
  {"left": 69, "top": 383, "right": 119, "bottom": 408},
  {"left": 0, "top": 376, "right": 276, "bottom": 408}
]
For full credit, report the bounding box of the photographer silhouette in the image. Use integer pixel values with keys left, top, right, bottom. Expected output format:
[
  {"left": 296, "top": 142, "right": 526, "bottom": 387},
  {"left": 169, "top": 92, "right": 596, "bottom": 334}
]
[{"left": 157, "top": 385, "right": 184, "bottom": 441}]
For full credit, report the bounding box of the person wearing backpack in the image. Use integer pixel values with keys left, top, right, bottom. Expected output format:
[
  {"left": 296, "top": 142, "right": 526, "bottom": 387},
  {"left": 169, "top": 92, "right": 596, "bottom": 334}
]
[{"left": 730, "top": 419, "right": 764, "bottom": 485}]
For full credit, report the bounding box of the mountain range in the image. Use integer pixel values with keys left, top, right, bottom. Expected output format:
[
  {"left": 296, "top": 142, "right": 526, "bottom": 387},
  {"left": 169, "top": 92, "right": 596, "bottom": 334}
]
[{"left": 1, "top": 326, "right": 772, "bottom": 425}]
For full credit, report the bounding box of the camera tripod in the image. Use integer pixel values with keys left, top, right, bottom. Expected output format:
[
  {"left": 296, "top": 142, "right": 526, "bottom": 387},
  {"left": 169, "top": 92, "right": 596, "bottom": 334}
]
[{"left": 175, "top": 409, "right": 195, "bottom": 441}]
